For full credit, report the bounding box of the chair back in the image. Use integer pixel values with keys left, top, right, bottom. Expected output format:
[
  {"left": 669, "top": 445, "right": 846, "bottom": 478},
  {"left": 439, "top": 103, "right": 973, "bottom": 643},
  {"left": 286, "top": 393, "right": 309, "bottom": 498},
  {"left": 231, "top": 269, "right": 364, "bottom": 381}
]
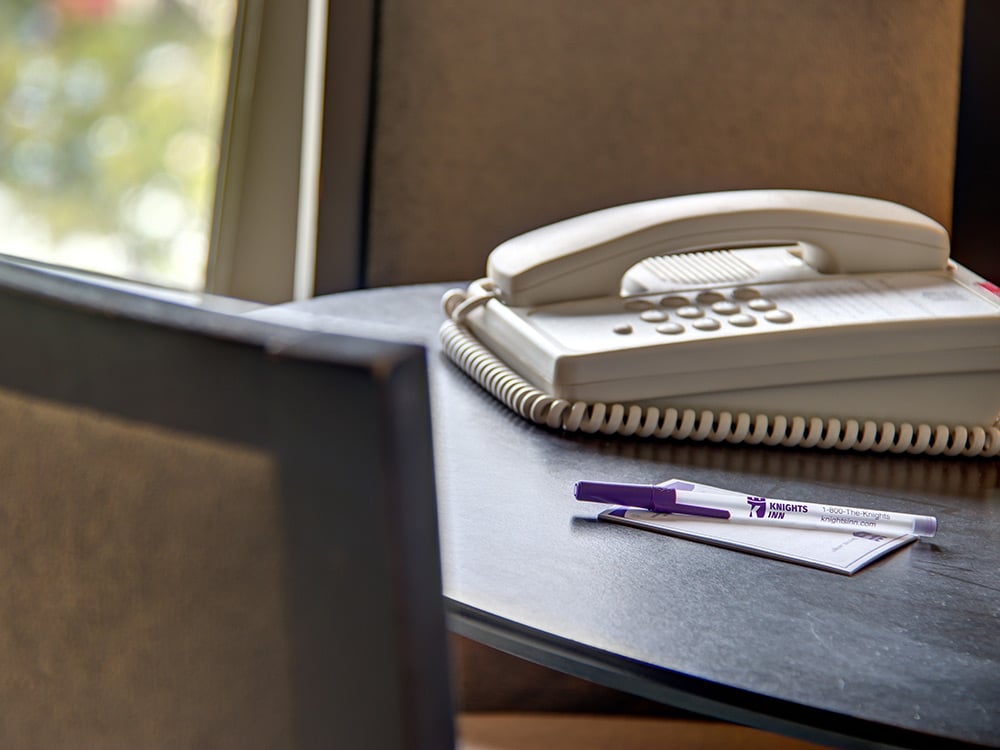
[{"left": 0, "top": 260, "right": 453, "bottom": 749}]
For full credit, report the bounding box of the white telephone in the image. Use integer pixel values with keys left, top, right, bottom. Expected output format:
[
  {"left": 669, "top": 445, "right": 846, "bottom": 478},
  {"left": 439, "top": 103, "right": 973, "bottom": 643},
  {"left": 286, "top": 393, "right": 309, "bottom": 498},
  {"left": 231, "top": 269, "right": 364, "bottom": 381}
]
[{"left": 440, "top": 190, "right": 1000, "bottom": 456}]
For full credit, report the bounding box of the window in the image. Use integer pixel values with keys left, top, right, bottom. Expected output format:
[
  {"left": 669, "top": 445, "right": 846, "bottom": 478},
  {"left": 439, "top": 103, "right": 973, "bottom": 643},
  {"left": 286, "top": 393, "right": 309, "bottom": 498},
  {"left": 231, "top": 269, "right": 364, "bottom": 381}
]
[{"left": 0, "top": 0, "right": 236, "bottom": 291}]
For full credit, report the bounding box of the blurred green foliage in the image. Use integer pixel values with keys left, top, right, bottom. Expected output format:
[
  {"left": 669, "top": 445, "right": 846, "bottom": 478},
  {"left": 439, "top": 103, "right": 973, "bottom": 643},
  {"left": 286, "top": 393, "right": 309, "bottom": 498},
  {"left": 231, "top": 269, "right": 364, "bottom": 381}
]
[{"left": 0, "top": 0, "right": 234, "bottom": 289}]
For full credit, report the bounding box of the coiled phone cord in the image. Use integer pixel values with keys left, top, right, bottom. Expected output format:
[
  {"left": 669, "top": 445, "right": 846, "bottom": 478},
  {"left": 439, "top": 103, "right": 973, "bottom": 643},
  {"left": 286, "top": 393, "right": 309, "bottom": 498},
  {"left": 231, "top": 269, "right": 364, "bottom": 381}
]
[{"left": 440, "top": 287, "right": 1000, "bottom": 457}]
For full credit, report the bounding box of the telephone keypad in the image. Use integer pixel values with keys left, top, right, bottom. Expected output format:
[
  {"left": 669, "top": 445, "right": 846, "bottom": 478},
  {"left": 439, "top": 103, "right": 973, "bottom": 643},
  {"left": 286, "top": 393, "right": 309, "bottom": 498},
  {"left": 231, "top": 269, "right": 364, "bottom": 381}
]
[{"left": 624, "top": 290, "right": 793, "bottom": 335}]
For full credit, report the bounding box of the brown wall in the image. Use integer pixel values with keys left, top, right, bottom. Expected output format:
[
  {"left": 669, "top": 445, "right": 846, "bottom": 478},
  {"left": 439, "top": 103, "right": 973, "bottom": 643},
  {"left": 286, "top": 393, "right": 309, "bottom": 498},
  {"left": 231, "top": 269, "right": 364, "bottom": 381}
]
[{"left": 366, "top": 0, "right": 964, "bottom": 286}]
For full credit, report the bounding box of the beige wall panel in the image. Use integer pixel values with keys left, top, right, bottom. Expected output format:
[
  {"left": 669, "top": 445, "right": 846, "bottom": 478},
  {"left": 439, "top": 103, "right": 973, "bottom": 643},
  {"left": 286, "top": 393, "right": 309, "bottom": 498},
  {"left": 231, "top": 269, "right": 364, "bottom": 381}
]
[
  {"left": 0, "top": 388, "right": 289, "bottom": 748},
  {"left": 367, "top": 0, "right": 964, "bottom": 286}
]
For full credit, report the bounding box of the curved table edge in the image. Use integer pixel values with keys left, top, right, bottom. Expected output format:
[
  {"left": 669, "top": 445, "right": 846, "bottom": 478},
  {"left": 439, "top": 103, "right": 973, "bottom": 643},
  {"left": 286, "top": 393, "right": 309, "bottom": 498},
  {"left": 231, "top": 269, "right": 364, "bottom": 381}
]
[{"left": 446, "top": 599, "right": 985, "bottom": 750}]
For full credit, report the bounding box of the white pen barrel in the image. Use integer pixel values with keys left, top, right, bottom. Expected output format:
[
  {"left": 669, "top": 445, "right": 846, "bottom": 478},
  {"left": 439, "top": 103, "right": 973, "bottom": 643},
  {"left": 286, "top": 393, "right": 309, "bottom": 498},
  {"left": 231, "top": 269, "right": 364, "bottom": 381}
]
[{"left": 674, "top": 491, "right": 938, "bottom": 538}]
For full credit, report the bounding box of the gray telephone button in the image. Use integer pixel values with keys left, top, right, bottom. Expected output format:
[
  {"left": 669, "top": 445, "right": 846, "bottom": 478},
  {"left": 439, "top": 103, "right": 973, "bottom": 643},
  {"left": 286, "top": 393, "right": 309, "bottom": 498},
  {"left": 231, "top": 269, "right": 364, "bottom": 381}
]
[
  {"left": 711, "top": 300, "right": 740, "bottom": 315},
  {"left": 659, "top": 295, "right": 690, "bottom": 308},
  {"left": 625, "top": 300, "right": 655, "bottom": 311},
  {"left": 640, "top": 309, "right": 670, "bottom": 322},
  {"left": 676, "top": 306, "right": 705, "bottom": 319},
  {"left": 696, "top": 291, "right": 726, "bottom": 304},
  {"left": 747, "top": 298, "right": 777, "bottom": 312},
  {"left": 765, "top": 310, "right": 794, "bottom": 324}
]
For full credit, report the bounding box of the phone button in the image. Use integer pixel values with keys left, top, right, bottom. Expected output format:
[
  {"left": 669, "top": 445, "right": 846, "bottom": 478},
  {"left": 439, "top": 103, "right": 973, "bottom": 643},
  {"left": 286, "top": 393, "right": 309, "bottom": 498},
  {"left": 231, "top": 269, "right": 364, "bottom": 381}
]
[
  {"left": 624, "top": 300, "right": 656, "bottom": 312},
  {"left": 639, "top": 309, "right": 670, "bottom": 322},
  {"left": 613, "top": 324, "right": 634, "bottom": 335},
  {"left": 676, "top": 306, "right": 704, "bottom": 319},
  {"left": 732, "top": 286, "right": 762, "bottom": 300},
  {"left": 696, "top": 291, "right": 726, "bottom": 304},
  {"left": 747, "top": 298, "right": 777, "bottom": 312},
  {"left": 764, "top": 310, "right": 794, "bottom": 324},
  {"left": 656, "top": 322, "right": 685, "bottom": 335},
  {"left": 659, "top": 295, "right": 690, "bottom": 308},
  {"left": 710, "top": 300, "right": 740, "bottom": 315},
  {"left": 728, "top": 314, "right": 758, "bottom": 327},
  {"left": 692, "top": 318, "right": 721, "bottom": 331}
]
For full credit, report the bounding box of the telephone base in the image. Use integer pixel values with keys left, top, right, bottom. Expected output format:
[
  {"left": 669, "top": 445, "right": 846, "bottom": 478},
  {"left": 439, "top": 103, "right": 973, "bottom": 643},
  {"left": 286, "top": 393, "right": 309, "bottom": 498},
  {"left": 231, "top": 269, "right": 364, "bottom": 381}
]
[
  {"left": 439, "top": 316, "right": 999, "bottom": 457},
  {"left": 447, "top": 189, "right": 1000, "bottom": 456}
]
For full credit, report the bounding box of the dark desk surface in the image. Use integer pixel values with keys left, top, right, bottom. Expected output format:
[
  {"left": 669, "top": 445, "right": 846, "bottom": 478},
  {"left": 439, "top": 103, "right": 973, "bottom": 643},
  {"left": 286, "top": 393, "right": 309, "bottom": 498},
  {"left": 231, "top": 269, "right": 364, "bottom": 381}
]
[{"left": 282, "top": 284, "right": 1000, "bottom": 750}]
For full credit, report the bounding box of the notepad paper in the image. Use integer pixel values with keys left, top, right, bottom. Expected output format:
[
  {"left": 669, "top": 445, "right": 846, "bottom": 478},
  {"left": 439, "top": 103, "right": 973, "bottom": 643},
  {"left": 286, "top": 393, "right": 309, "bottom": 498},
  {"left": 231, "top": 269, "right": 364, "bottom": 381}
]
[{"left": 599, "top": 479, "right": 917, "bottom": 575}]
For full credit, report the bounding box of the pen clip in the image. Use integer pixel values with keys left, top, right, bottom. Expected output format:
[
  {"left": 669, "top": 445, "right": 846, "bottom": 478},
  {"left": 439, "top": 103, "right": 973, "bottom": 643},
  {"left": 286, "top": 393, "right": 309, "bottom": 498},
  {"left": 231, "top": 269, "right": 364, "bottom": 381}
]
[
  {"left": 653, "top": 488, "right": 730, "bottom": 519},
  {"left": 573, "top": 481, "right": 730, "bottom": 519}
]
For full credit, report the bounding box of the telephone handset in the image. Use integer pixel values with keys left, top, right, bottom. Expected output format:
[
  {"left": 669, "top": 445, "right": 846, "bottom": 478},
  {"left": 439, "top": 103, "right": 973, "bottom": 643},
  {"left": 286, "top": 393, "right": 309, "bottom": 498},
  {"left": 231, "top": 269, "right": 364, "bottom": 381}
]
[
  {"left": 440, "top": 190, "right": 1000, "bottom": 456},
  {"left": 487, "top": 190, "right": 950, "bottom": 306}
]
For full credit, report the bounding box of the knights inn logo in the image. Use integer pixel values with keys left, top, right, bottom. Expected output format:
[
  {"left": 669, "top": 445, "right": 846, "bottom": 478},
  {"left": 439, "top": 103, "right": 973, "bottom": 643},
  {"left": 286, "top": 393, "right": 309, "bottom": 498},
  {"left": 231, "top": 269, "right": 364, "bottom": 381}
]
[{"left": 746, "top": 496, "right": 808, "bottom": 520}]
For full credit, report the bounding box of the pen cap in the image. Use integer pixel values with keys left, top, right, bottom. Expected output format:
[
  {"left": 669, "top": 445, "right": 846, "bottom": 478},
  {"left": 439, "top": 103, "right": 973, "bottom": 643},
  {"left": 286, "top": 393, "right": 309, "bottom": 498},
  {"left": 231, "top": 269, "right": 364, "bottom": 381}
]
[
  {"left": 913, "top": 515, "right": 938, "bottom": 538},
  {"left": 574, "top": 481, "right": 653, "bottom": 510}
]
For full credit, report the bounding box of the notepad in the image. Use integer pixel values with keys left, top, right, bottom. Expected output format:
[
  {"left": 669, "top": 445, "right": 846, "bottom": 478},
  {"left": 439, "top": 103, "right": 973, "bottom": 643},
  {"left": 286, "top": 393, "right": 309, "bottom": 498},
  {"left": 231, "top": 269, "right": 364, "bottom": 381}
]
[{"left": 599, "top": 478, "right": 917, "bottom": 575}]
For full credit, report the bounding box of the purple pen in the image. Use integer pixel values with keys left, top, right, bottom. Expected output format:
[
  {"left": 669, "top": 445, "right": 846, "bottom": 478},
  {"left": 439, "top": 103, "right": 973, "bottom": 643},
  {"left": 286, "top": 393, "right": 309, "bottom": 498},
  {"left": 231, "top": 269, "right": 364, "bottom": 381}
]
[{"left": 574, "top": 480, "right": 937, "bottom": 538}]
